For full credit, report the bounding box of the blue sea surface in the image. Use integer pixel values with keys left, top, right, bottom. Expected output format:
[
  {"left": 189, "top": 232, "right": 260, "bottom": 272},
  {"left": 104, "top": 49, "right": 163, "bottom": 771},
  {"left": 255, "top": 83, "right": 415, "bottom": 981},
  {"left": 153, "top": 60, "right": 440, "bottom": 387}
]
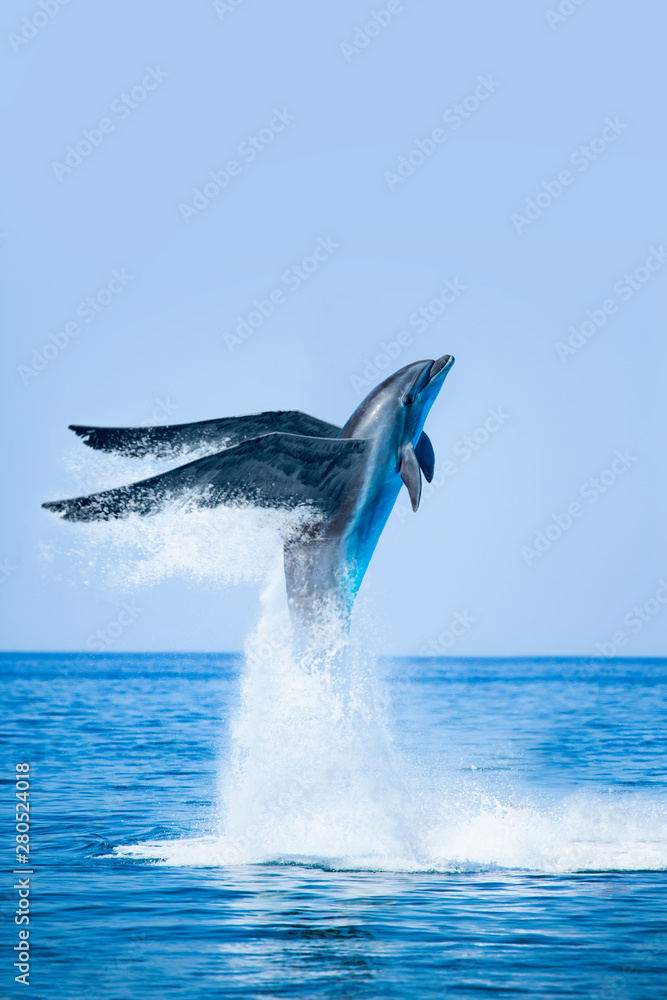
[{"left": 2, "top": 652, "right": 666, "bottom": 999}]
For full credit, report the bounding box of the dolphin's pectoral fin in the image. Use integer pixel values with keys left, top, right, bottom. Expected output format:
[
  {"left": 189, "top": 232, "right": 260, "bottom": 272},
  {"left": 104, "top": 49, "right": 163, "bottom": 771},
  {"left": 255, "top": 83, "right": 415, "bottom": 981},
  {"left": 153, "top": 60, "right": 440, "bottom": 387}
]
[
  {"left": 415, "top": 431, "right": 435, "bottom": 483},
  {"left": 400, "top": 442, "right": 422, "bottom": 512},
  {"left": 69, "top": 411, "right": 342, "bottom": 460},
  {"left": 43, "top": 433, "right": 369, "bottom": 523}
]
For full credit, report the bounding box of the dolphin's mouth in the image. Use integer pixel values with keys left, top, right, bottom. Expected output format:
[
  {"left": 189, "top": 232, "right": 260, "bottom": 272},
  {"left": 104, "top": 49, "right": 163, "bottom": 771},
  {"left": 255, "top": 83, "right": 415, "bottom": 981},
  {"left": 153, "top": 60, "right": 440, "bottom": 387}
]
[
  {"left": 404, "top": 355, "right": 454, "bottom": 404},
  {"left": 417, "top": 353, "right": 455, "bottom": 389},
  {"left": 427, "top": 354, "right": 454, "bottom": 381}
]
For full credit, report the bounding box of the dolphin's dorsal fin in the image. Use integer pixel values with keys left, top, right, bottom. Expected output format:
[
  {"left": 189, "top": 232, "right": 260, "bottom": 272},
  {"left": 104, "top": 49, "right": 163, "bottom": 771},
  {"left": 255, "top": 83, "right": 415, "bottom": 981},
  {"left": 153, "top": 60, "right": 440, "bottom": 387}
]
[
  {"left": 43, "top": 433, "right": 369, "bottom": 523},
  {"left": 400, "top": 442, "right": 422, "bottom": 512},
  {"left": 69, "top": 411, "right": 342, "bottom": 460},
  {"left": 415, "top": 432, "right": 435, "bottom": 483}
]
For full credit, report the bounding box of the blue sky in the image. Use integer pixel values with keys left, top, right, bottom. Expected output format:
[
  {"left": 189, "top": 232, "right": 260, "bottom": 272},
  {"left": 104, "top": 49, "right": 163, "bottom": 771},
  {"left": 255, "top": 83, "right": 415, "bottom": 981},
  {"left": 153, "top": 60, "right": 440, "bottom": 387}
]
[{"left": 1, "top": 0, "right": 666, "bottom": 656}]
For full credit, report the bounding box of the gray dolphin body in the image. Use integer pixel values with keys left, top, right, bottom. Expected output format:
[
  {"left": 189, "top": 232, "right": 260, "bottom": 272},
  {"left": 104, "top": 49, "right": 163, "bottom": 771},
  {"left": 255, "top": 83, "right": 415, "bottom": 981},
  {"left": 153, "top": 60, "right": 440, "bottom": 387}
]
[{"left": 43, "top": 355, "right": 454, "bottom": 624}]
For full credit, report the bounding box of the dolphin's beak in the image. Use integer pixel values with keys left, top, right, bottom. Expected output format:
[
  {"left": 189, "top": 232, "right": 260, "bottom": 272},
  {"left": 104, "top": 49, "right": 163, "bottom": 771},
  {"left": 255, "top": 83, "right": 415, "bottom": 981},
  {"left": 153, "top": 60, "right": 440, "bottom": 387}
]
[
  {"left": 405, "top": 354, "right": 455, "bottom": 403},
  {"left": 427, "top": 354, "right": 454, "bottom": 381}
]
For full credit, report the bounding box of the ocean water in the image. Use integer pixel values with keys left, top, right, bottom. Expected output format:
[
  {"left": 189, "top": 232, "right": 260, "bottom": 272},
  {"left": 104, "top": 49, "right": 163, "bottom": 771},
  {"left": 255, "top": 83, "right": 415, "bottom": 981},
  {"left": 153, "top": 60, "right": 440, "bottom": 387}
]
[{"left": 2, "top": 648, "right": 666, "bottom": 999}]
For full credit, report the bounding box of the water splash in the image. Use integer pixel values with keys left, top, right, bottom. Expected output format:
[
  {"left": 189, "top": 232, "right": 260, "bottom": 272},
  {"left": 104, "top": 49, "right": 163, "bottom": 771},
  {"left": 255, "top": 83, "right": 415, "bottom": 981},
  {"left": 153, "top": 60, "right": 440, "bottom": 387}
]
[
  {"left": 46, "top": 448, "right": 315, "bottom": 590},
  {"left": 57, "top": 454, "right": 667, "bottom": 873},
  {"left": 215, "top": 565, "right": 411, "bottom": 866},
  {"left": 115, "top": 793, "right": 667, "bottom": 872},
  {"left": 116, "top": 569, "right": 667, "bottom": 873}
]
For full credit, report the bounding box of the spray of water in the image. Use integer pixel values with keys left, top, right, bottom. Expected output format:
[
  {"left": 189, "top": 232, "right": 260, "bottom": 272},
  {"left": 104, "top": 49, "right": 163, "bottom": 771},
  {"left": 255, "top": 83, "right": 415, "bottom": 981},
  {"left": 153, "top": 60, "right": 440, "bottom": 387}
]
[
  {"left": 118, "top": 559, "right": 667, "bottom": 871},
  {"left": 216, "top": 564, "right": 413, "bottom": 866},
  {"left": 57, "top": 454, "right": 667, "bottom": 872},
  {"left": 47, "top": 448, "right": 314, "bottom": 590}
]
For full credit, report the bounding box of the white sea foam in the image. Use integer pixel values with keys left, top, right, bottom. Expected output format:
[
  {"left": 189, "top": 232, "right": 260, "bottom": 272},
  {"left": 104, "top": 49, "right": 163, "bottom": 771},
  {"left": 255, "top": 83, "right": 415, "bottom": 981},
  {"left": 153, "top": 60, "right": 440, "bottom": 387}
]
[
  {"left": 116, "top": 785, "right": 667, "bottom": 873},
  {"left": 115, "top": 571, "right": 667, "bottom": 875},
  {"left": 60, "top": 453, "right": 667, "bottom": 874}
]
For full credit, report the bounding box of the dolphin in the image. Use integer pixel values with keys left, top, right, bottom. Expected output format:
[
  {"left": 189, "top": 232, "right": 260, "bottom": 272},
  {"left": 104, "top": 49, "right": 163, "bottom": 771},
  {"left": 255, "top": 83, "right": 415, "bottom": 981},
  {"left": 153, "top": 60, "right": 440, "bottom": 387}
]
[{"left": 43, "top": 354, "right": 454, "bottom": 624}]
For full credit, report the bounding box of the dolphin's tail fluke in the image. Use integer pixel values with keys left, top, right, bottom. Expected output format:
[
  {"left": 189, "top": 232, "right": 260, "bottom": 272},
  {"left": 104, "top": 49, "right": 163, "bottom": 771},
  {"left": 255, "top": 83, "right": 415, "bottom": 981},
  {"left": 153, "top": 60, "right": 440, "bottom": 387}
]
[
  {"left": 69, "top": 411, "right": 341, "bottom": 461},
  {"left": 42, "top": 433, "right": 369, "bottom": 523}
]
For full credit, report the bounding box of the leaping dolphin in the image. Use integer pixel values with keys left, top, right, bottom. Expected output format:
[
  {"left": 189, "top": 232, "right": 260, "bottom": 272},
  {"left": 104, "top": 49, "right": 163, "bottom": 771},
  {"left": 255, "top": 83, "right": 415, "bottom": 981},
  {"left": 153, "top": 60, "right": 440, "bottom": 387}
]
[{"left": 43, "top": 355, "right": 455, "bottom": 623}]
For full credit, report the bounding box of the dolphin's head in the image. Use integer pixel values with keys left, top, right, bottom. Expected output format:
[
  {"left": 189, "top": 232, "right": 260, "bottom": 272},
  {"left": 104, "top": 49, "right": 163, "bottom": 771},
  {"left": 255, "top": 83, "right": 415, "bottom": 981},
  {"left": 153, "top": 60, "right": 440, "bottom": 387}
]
[{"left": 339, "top": 354, "right": 455, "bottom": 444}]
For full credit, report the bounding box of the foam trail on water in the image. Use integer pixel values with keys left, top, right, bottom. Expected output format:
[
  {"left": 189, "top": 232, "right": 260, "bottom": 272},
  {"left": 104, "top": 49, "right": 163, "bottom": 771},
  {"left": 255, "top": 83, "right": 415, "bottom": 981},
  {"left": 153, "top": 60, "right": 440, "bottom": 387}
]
[{"left": 116, "top": 798, "right": 667, "bottom": 872}]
